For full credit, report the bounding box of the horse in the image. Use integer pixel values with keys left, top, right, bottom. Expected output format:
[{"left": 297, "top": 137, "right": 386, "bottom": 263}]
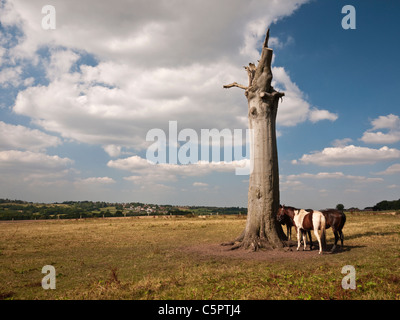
[
  {"left": 278, "top": 205, "right": 326, "bottom": 254},
  {"left": 277, "top": 205, "right": 295, "bottom": 240},
  {"left": 320, "top": 209, "right": 346, "bottom": 252},
  {"left": 293, "top": 209, "right": 326, "bottom": 254},
  {"left": 277, "top": 205, "right": 346, "bottom": 252},
  {"left": 277, "top": 205, "right": 313, "bottom": 246}
]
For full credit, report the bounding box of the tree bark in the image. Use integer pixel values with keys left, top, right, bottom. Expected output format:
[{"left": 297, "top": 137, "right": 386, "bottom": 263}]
[{"left": 223, "top": 29, "right": 286, "bottom": 251}]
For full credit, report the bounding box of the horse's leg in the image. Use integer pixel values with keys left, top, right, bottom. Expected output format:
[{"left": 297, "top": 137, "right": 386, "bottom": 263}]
[
  {"left": 313, "top": 228, "right": 322, "bottom": 254},
  {"left": 331, "top": 229, "right": 339, "bottom": 252},
  {"left": 302, "top": 230, "right": 307, "bottom": 251},
  {"left": 287, "top": 225, "right": 291, "bottom": 241},
  {"left": 296, "top": 228, "right": 302, "bottom": 251},
  {"left": 308, "top": 231, "right": 313, "bottom": 250},
  {"left": 339, "top": 230, "right": 344, "bottom": 247}
]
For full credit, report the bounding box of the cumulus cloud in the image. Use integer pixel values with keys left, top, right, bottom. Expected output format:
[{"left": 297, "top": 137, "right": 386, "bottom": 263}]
[
  {"left": 331, "top": 138, "right": 353, "bottom": 148},
  {"left": 0, "top": 148, "right": 79, "bottom": 201},
  {"left": 0, "top": 121, "right": 61, "bottom": 151},
  {"left": 375, "top": 163, "right": 400, "bottom": 175},
  {"left": 294, "top": 145, "right": 400, "bottom": 166},
  {"left": 3, "top": 0, "right": 354, "bottom": 204},
  {"left": 273, "top": 67, "right": 338, "bottom": 126},
  {"left": 0, "top": 149, "right": 74, "bottom": 189},
  {"left": 0, "top": 66, "right": 22, "bottom": 87},
  {"left": 3, "top": 0, "right": 339, "bottom": 157},
  {"left": 74, "top": 177, "right": 116, "bottom": 185},
  {"left": 0, "top": 150, "right": 73, "bottom": 169},
  {"left": 103, "top": 145, "right": 122, "bottom": 157},
  {"left": 13, "top": 51, "right": 247, "bottom": 150},
  {"left": 286, "top": 171, "right": 383, "bottom": 183},
  {"left": 108, "top": 155, "right": 247, "bottom": 184},
  {"left": 2, "top": 0, "right": 310, "bottom": 64},
  {"left": 360, "top": 114, "right": 400, "bottom": 144},
  {"left": 193, "top": 182, "right": 209, "bottom": 187},
  {"left": 308, "top": 108, "right": 338, "bottom": 123}
]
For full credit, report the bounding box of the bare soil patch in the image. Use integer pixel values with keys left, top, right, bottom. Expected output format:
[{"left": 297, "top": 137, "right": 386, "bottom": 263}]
[{"left": 182, "top": 241, "right": 330, "bottom": 262}]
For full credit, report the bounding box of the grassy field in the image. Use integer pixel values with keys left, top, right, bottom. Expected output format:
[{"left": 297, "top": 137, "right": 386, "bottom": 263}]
[{"left": 0, "top": 213, "right": 399, "bottom": 300}]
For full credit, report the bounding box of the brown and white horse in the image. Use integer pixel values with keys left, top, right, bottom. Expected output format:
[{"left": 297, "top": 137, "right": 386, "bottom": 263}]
[
  {"left": 277, "top": 205, "right": 326, "bottom": 254},
  {"left": 293, "top": 209, "right": 326, "bottom": 254}
]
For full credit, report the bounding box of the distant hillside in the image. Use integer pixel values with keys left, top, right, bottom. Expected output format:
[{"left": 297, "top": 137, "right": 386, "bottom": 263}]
[{"left": 0, "top": 199, "right": 247, "bottom": 221}]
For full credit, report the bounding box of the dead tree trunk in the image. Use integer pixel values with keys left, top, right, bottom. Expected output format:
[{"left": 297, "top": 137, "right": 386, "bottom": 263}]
[{"left": 223, "top": 29, "right": 286, "bottom": 251}]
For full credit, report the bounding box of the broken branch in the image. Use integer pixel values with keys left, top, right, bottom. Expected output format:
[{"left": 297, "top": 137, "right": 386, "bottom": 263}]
[
  {"left": 263, "top": 28, "right": 270, "bottom": 48},
  {"left": 223, "top": 82, "right": 248, "bottom": 90}
]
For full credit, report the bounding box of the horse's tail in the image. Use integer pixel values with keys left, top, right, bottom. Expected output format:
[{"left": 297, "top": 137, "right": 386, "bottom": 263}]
[
  {"left": 340, "top": 212, "right": 346, "bottom": 243},
  {"left": 320, "top": 213, "right": 327, "bottom": 251},
  {"left": 340, "top": 212, "right": 347, "bottom": 230}
]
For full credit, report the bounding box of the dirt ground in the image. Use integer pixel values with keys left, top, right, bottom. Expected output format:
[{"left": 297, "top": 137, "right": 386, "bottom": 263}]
[{"left": 182, "top": 240, "right": 338, "bottom": 262}]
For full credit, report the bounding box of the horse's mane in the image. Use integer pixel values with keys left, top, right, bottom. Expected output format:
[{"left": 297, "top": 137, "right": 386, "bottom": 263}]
[{"left": 280, "top": 205, "right": 298, "bottom": 211}]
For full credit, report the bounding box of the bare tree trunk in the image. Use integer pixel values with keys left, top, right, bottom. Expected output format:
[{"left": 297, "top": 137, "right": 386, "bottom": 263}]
[{"left": 223, "top": 29, "right": 286, "bottom": 251}]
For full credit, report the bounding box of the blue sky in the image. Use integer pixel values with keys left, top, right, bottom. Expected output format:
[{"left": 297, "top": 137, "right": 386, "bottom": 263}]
[{"left": 0, "top": 0, "right": 399, "bottom": 209}]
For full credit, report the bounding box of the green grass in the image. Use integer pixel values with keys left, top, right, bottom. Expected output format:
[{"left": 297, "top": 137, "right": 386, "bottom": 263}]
[{"left": 0, "top": 214, "right": 399, "bottom": 300}]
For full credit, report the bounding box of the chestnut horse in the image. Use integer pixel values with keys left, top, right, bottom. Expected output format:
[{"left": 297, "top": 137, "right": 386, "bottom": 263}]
[{"left": 277, "top": 205, "right": 346, "bottom": 252}]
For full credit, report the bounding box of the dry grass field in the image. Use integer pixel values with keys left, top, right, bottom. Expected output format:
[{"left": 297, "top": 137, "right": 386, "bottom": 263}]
[{"left": 0, "top": 213, "right": 399, "bottom": 300}]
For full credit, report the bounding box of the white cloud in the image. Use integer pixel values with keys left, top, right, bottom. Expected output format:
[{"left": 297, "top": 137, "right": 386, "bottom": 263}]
[
  {"left": 294, "top": 145, "right": 400, "bottom": 166},
  {"left": 286, "top": 171, "right": 383, "bottom": 183},
  {"left": 75, "top": 177, "right": 116, "bottom": 185},
  {"left": 103, "top": 145, "right": 122, "bottom": 157},
  {"left": 13, "top": 54, "right": 248, "bottom": 150},
  {"left": 360, "top": 114, "right": 400, "bottom": 144},
  {"left": 193, "top": 182, "right": 208, "bottom": 187},
  {"left": 370, "top": 114, "right": 400, "bottom": 130},
  {"left": 3, "top": 0, "right": 355, "bottom": 205},
  {"left": 0, "top": 150, "right": 73, "bottom": 169},
  {"left": 308, "top": 108, "right": 338, "bottom": 123},
  {"left": 240, "top": 19, "right": 270, "bottom": 61},
  {"left": 331, "top": 138, "right": 353, "bottom": 148},
  {"left": 0, "top": 46, "right": 5, "bottom": 66},
  {"left": 5, "top": 0, "right": 337, "bottom": 157},
  {"left": 287, "top": 172, "right": 347, "bottom": 180},
  {"left": 361, "top": 131, "right": 400, "bottom": 144},
  {"left": 2, "top": 0, "right": 309, "bottom": 65},
  {"left": 375, "top": 163, "right": 400, "bottom": 175},
  {"left": 108, "top": 155, "right": 246, "bottom": 185},
  {"left": 46, "top": 49, "right": 80, "bottom": 81},
  {"left": 0, "top": 150, "right": 74, "bottom": 188},
  {"left": 0, "top": 121, "right": 61, "bottom": 151},
  {"left": 268, "top": 36, "right": 294, "bottom": 49},
  {"left": 272, "top": 67, "right": 338, "bottom": 126},
  {"left": 280, "top": 179, "right": 307, "bottom": 192},
  {"left": 0, "top": 66, "right": 22, "bottom": 87}
]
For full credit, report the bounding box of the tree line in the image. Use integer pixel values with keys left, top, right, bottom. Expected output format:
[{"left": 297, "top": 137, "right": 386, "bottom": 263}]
[
  {"left": 373, "top": 199, "right": 400, "bottom": 211},
  {"left": 0, "top": 199, "right": 247, "bottom": 221}
]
